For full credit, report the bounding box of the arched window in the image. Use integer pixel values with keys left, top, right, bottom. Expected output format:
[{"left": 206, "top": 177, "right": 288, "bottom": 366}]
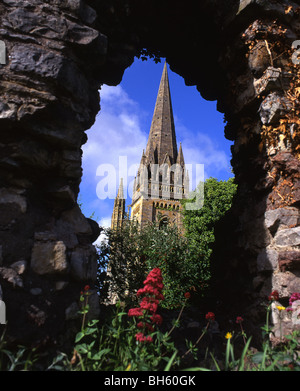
[{"left": 159, "top": 216, "right": 169, "bottom": 229}]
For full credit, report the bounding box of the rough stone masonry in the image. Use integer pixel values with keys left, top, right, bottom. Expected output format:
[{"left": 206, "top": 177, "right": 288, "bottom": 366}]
[{"left": 0, "top": 0, "right": 300, "bottom": 347}]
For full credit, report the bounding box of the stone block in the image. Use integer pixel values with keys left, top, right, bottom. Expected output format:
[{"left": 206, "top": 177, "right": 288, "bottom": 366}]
[
  {"left": 272, "top": 271, "right": 300, "bottom": 298},
  {"left": 248, "top": 40, "right": 270, "bottom": 78},
  {"left": 274, "top": 226, "right": 300, "bottom": 247},
  {"left": 291, "top": 300, "right": 300, "bottom": 328},
  {"left": 31, "top": 240, "right": 68, "bottom": 275},
  {"left": 30, "top": 288, "right": 42, "bottom": 296},
  {"left": 237, "top": 0, "right": 254, "bottom": 15},
  {"left": 70, "top": 245, "right": 97, "bottom": 281},
  {"left": 46, "top": 185, "right": 76, "bottom": 208},
  {"left": 278, "top": 250, "right": 300, "bottom": 272},
  {"left": 0, "top": 188, "right": 27, "bottom": 213},
  {"left": 60, "top": 205, "right": 92, "bottom": 236},
  {"left": 55, "top": 219, "right": 79, "bottom": 249},
  {"left": 55, "top": 281, "right": 69, "bottom": 291},
  {"left": 265, "top": 207, "right": 300, "bottom": 234},
  {"left": 257, "top": 248, "right": 278, "bottom": 271},
  {"left": 0, "top": 102, "right": 17, "bottom": 120},
  {"left": 253, "top": 67, "right": 282, "bottom": 96},
  {"left": 259, "top": 92, "right": 292, "bottom": 125},
  {"left": 34, "top": 232, "right": 57, "bottom": 242},
  {"left": 10, "top": 260, "right": 27, "bottom": 275},
  {"left": 0, "top": 266, "right": 23, "bottom": 288},
  {"left": 10, "top": 44, "right": 64, "bottom": 80}
]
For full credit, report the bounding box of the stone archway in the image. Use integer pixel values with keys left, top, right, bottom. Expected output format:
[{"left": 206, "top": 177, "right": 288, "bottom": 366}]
[{"left": 0, "top": 0, "right": 300, "bottom": 346}]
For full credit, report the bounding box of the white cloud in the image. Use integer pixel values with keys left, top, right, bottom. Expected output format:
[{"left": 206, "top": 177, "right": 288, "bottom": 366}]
[
  {"left": 98, "top": 216, "right": 112, "bottom": 228},
  {"left": 175, "top": 120, "right": 232, "bottom": 189},
  {"left": 92, "top": 216, "right": 112, "bottom": 247},
  {"left": 80, "top": 84, "right": 148, "bottom": 220},
  {"left": 82, "top": 85, "right": 147, "bottom": 201}
]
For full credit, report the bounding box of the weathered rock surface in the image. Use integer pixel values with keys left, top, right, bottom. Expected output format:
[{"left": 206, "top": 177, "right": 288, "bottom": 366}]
[
  {"left": 0, "top": 0, "right": 103, "bottom": 347},
  {"left": 274, "top": 227, "right": 300, "bottom": 247},
  {"left": 31, "top": 240, "right": 68, "bottom": 275}
]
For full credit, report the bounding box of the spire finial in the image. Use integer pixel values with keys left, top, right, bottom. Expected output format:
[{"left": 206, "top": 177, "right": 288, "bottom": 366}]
[
  {"left": 144, "top": 60, "right": 178, "bottom": 165},
  {"left": 117, "top": 177, "right": 124, "bottom": 199},
  {"left": 177, "top": 141, "right": 185, "bottom": 165}
]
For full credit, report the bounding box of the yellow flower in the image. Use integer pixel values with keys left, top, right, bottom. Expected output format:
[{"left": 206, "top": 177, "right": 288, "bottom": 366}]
[
  {"left": 276, "top": 305, "right": 286, "bottom": 311},
  {"left": 126, "top": 363, "right": 132, "bottom": 371},
  {"left": 225, "top": 332, "right": 232, "bottom": 339}
]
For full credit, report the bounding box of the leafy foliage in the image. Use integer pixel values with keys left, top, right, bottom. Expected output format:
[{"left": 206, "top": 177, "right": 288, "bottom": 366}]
[
  {"left": 97, "top": 220, "right": 211, "bottom": 309},
  {"left": 182, "top": 177, "right": 237, "bottom": 272},
  {"left": 138, "top": 222, "right": 209, "bottom": 308},
  {"left": 97, "top": 177, "right": 237, "bottom": 308},
  {"left": 61, "top": 295, "right": 180, "bottom": 371},
  {"left": 96, "top": 220, "right": 147, "bottom": 305},
  {"left": 136, "top": 48, "right": 162, "bottom": 63}
]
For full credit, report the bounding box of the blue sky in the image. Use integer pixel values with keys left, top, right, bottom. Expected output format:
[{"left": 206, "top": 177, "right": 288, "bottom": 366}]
[{"left": 79, "top": 58, "right": 233, "bottom": 231}]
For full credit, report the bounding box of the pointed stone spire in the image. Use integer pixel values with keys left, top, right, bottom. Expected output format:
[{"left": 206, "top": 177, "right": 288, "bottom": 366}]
[
  {"left": 111, "top": 178, "right": 125, "bottom": 230},
  {"left": 130, "top": 61, "right": 188, "bottom": 231},
  {"left": 177, "top": 142, "right": 185, "bottom": 166},
  {"left": 145, "top": 62, "right": 178, "bottom": 165},
  {"left": 117, "top": 177, "right": 124, "bottom": 199}
]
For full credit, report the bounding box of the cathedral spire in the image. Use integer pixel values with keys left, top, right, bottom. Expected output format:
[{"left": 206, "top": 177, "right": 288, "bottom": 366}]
[
  {"left": 117, "top": 177, "right": 124, "bottom": 199},
  {"left": 177, "top": 142, "right": 185, "bottom": 166},
  {"left": 130, "top": 62, "right": 188, "bottom": 232},
  {"left": 111, "top": 178, "right": 125, "bottom": 230},
  {"left": 145, "top": 62, "right": 178, "bottom": 166}
]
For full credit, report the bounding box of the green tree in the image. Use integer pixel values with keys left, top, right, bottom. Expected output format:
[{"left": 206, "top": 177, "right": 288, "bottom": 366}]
[
  {"left": 97, "top": 177, "right": 236, "bottom": 309},
  {"left": 182, "top": 176, "right": 237, "bottom": 280},
  {"left": 97, "top": 219, "right": 210, "bottom": 309},
  {"left": 96, "top": 220, "right": 147, "bottom": 305},
  {"left": 138, "top": 221, "right": 206, "bottom": 308}
]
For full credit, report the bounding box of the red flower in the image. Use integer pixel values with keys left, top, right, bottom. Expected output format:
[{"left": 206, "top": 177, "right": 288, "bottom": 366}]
[
  {"left": 146, "top": 335, "right": 153, "bottom": 343},
  {"left": 84, "top": 285, "right": 90, "bottom": 291},
  {"left": 137, "top": 321, "right": 154, "bottom": 332},
  {"left": 184, "top": 292, "right": 191, "bottom": 299},
  {"left": 140, "top": 297, "right": 158, "bottom": 313},
  {"left": 129, "top": 268, "right": 165, "bottom": 342},
  {"left": 205, "top": 312, "right": 215, "bottom": 322},
  {"left": 128, "top": 308, "right": 144, "bottom": 317},
  {"left": 135, "top": 332, "right": 145, "bottom": 342},
  {"left": 289, "top": 292, "right": 300, "bottom": 305},
  {"left": 150, "top": 313, "right": 163, "bottom": 325},
  {"left": 137, "top": 285, "right": 164, "bottom": 299},
  {"left": 135, "top": 332, "right": 153, "bottom": 343},
  {"left": 236, "top": 316, "right": 244, "bottom": 324},
  {"left": 268, "top": 290, "right": 279, "bottom": 301}
]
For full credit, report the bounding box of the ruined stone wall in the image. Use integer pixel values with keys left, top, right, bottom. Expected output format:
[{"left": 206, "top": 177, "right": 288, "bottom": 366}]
[
  {"left": 0, "top": 0, "right": 300, "bottom": 346},
  {"left": 212, "top": 1, "right": 300, "bottom": 340},
  {"left": 0, "top": 0, "right": 105, "bottom": 346}
]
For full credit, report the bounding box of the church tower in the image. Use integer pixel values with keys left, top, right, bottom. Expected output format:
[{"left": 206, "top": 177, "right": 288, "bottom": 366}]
[
  {"left": 130, "top": 62, "right": 189, "bottom": 230},
  {"left": 111, "top": 178, "right": 125, "bottom": 230}
]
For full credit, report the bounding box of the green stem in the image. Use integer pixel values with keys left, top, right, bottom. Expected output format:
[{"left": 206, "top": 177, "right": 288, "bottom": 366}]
[
  {"left": 240, "top": 324, "right": 247, "bottom": 346},
  {"left": 181, "top": 322, "right": 209, "bottom": 359},
  {"left": 167, "top": 301, "right": 186, "bottom": 338},
  {"left": 81, "top": 294, "right": 89, "bottom": 332},
  {"left": 265, "top": 304, "right": 271, "bottom": 338},
  {"left": 279, "top": 315, "right": 282, "bottom": 342}
]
